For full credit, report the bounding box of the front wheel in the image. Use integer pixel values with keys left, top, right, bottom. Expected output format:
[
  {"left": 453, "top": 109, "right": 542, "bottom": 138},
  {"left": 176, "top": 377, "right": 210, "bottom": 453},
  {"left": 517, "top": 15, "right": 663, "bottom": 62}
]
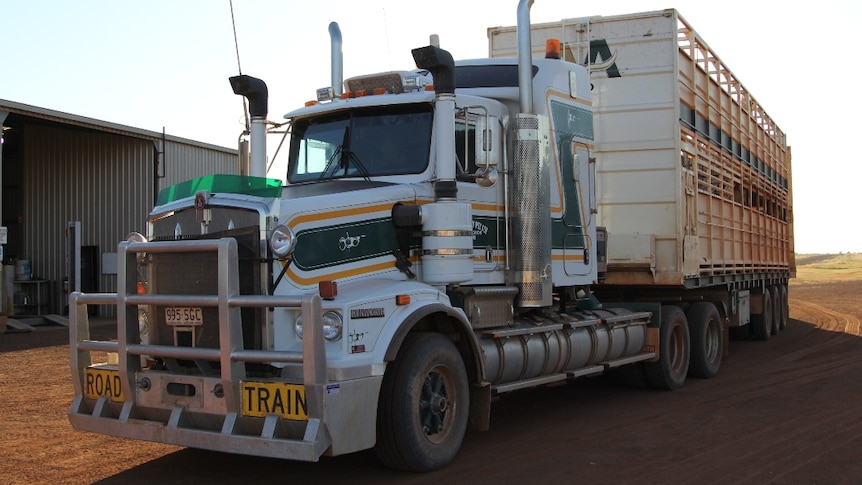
[{"left": 375, "top": 333, "right": 470, "bottom": 472}]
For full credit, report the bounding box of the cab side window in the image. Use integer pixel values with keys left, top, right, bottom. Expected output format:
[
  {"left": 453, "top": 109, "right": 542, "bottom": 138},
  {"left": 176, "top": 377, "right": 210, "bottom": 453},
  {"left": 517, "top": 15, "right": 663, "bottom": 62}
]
[{"left": 455, "top": 121, "right": 478, "bottom": 180}]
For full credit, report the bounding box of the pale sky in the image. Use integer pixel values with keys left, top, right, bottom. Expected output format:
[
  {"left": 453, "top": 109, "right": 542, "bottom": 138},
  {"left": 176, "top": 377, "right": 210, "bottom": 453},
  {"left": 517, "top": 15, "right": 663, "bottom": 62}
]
[{"left": 1, "top": 0, "right": 860, "bottom": 254}]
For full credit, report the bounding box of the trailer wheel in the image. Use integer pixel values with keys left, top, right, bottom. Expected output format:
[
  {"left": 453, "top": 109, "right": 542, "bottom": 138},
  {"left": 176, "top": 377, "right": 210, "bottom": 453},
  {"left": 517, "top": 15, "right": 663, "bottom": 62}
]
[
  {"left": 769, "top": 286, "right": 781, "bottom": 335},
  {"left": 752, "top": 289, "right": 773, "bottom": 341},
  {"left": 375, "top": 333, "right": 469, "bottom": 472},
  {"left": 644, "top": 306, "right": 690, "bottom": 390},
  {"left": 686, "top": 302, "right": 722, "bottom": 379},
  {"left": 778, "top": 285, "right": 789, "bottom": 330}
]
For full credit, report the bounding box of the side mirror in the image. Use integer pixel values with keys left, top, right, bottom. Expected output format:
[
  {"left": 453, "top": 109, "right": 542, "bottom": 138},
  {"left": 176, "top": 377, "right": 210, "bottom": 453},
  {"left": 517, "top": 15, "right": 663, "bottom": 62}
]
[{"left": 474, "top": 115, "right": 501, "bottom": 168}]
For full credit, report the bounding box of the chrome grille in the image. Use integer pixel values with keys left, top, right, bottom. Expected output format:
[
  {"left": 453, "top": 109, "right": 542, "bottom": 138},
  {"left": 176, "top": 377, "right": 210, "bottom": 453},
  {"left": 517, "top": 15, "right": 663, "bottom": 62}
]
[{"left": 144, "top": 226, "right": 264, "bottom": 352}]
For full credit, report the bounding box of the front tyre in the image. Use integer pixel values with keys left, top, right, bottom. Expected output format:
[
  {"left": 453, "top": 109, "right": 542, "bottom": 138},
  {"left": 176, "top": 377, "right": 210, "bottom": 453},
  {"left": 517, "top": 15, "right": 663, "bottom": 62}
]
[{"left": 375, "top": 333, "right": 470, "bottom": 472}]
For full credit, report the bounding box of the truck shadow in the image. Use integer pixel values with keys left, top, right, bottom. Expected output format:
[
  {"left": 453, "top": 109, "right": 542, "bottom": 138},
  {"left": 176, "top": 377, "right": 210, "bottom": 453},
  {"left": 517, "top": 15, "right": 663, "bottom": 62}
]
[{"left": 0, "top": 320, "right": 114, "bottom": 352}]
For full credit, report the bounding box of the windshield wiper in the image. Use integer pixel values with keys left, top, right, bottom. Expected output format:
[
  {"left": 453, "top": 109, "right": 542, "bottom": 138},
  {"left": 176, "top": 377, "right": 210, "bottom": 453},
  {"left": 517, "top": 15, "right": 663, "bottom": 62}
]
[
  {"left": 319, "top": 144, "right": 344, "bottom": 180},
  {"left": 345, "top": 150, "right": 371, "bottom": 181},
  {"left": 319, "top": 125, "right": 350, "bottom": 180}
]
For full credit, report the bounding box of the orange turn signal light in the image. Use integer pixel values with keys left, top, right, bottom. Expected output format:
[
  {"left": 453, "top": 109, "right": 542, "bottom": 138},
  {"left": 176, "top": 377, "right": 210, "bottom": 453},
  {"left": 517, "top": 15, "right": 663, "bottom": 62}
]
[
  {"left": 319, "top": 280, "right": 338, "bottom": 300},
  {"left": 396, "top": 295, "right": 411, "bottom": 306}
]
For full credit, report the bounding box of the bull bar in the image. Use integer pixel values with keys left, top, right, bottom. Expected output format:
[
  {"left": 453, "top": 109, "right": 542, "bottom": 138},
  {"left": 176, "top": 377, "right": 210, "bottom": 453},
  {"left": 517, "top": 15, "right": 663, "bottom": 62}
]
[{"left": 68, "top": 237, "right": 333, "bottom": 461}]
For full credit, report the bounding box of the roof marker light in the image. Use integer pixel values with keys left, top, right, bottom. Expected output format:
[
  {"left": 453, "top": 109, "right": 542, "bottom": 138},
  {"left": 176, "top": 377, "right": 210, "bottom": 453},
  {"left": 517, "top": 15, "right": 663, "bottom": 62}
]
[
  {"left": 546, "top": 39, "right": 561, "bottom": 59},
  {"left": 317, "top": 87, "right": 335, "bottom": 102}
]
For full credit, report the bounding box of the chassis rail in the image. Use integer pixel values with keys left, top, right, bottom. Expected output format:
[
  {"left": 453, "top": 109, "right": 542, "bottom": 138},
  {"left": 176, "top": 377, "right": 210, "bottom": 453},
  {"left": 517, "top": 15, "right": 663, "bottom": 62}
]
[{"left": 68, "top": 237, "right": 333, "bottom": 461}]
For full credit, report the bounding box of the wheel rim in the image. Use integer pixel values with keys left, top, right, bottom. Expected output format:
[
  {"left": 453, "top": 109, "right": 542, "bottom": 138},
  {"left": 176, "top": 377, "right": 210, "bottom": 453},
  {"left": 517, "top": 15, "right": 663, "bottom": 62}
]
[{"left": 420, "top": 364, "right": 457, "bottom": 444}]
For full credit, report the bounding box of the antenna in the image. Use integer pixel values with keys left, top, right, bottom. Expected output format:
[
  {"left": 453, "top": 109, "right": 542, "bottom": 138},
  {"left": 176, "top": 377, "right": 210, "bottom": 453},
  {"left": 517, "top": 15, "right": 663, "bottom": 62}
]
[
  {"left": 229, "top": 0, "right": 250, "bottom": 133},
  {"left": 383, "top": 8, "right": 392, "bottom": 71},
  {"left": 229, "top": 0, "right": 243, "bottom": 74}
]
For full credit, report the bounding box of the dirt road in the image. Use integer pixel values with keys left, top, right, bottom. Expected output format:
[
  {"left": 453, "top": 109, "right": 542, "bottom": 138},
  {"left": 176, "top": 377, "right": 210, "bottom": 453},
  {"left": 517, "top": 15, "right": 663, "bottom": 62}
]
[{"left": 2, "top": 276, "right": 860, "bottom": 484}]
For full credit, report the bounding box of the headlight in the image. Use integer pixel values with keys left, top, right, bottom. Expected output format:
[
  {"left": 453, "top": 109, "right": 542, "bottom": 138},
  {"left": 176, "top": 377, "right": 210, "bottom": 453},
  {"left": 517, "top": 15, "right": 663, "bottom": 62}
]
[
  {"left": 269, "top": 224, "right": 296, "bottom": 260},
  {"left": 322, "top": 311, "right": 344, "bottom": 341},
  {"left": 126, "top": 232, "right": 148, "bottom": 244},
  {"left": 294, "top": 315, "right": 303, "bottom": 339},
  {"left": 294, "top": 311, "right": 343, "bottom": 342}
]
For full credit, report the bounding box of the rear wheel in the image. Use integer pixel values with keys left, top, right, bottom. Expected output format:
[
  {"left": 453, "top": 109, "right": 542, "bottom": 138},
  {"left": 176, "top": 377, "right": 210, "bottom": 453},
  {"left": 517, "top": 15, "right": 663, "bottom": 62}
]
[
  {"left": 644, "top": 306, "right": 690, "bottom": 390},
  {"left": 375, "top": 333, "right": 469, "bottom": 472},
  {"left": 687, "top": 302, "right": 723, "bottom": 378},
  {"left": 778, "top": 285, "right": 789, "bottom": 330},
  {"left": 752, "top": 288, "right": 773, "bottom": 341}
]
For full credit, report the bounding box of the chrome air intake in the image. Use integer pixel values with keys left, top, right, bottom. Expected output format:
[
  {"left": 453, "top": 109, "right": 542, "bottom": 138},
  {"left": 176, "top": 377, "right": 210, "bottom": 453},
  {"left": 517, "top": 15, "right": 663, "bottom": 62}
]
[
  {"left": 411, "top": 44, "right": 474, "bottom": 285},
  {"left": 229, "top": 75, "right": 268, "bottom": 178}
]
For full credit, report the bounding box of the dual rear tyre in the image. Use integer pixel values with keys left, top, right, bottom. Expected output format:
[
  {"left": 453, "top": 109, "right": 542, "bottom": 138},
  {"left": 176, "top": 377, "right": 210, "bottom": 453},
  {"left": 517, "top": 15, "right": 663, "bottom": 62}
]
[
  {"left": 626, "top": 303, "right": 721, "bottom": 389},
  {"left": 644, "top": 306, "right": 690, "bottom": 390},
  {"left": 686, "top": 302, "right": 723, "bottom": 378}
]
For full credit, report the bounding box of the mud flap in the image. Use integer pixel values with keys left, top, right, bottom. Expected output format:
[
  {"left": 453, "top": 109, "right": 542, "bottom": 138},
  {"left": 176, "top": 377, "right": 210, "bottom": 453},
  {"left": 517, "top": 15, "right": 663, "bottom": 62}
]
[{"left": 469, "top": 382, "right": 491, "bottom": 431}]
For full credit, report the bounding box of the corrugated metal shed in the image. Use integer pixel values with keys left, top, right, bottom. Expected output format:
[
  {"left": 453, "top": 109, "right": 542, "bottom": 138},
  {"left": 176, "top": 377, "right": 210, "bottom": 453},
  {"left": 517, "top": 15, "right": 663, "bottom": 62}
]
[{"left": 0, "top": 99, "right": 239, "bottom": 315}]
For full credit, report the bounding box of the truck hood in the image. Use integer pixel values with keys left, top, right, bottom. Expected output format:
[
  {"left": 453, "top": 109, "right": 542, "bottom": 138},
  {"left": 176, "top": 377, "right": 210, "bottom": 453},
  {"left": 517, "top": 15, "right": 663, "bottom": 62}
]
[
  {"left": 281, "top": 179, "right": 401, "bottom": 200},
  {"left": 278, "top": 180, "right": 421, "bottom": 290}
]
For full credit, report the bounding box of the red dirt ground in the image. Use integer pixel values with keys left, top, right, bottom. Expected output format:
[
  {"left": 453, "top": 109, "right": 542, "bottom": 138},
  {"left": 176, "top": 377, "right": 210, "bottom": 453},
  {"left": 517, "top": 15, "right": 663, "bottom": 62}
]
[{"left": 1, "top": 262, "right": 860, "bottom": 484}]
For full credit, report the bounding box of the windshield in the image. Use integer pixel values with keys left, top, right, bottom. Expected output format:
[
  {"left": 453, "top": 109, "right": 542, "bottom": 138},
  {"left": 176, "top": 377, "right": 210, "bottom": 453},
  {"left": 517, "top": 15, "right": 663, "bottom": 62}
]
[{"left": 287, "top": 104, "right": 433, "bottom": 183}]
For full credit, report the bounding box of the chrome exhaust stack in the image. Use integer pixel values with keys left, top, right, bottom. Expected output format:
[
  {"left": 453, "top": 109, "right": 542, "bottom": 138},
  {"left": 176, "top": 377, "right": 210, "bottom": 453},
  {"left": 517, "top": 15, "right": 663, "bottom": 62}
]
[
  {"left": 517, "top": 0, "right": 535, "bottom": 114},
  {"left": 329, "top": 22, "right": 343, "bottom": 96},
  {"left": 512, "top": 0, "right": 552, "bottom": 307}
]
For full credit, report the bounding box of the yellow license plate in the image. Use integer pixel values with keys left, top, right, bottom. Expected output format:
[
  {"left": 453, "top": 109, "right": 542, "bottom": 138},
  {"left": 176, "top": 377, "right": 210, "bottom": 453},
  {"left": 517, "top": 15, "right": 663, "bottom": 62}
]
[
  {"left": 241, "top": 381, "right": 307, "bottom": 420},
  {"left": 84, "top": 367, "right": 125, "bottom": 402}
]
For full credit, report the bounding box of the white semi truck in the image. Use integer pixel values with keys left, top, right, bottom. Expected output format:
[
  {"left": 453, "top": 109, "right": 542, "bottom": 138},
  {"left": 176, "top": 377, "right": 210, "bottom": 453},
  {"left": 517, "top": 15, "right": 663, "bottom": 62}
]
[{"left": 69, "top": 2, "right": 793, "bottom": 472}]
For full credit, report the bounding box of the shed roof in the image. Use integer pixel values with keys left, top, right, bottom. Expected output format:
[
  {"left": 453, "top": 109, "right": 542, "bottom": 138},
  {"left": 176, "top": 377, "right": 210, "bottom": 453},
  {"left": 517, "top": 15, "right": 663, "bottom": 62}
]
[{"left": 0, "top": 98, "right": 236, "bottom": 154}]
